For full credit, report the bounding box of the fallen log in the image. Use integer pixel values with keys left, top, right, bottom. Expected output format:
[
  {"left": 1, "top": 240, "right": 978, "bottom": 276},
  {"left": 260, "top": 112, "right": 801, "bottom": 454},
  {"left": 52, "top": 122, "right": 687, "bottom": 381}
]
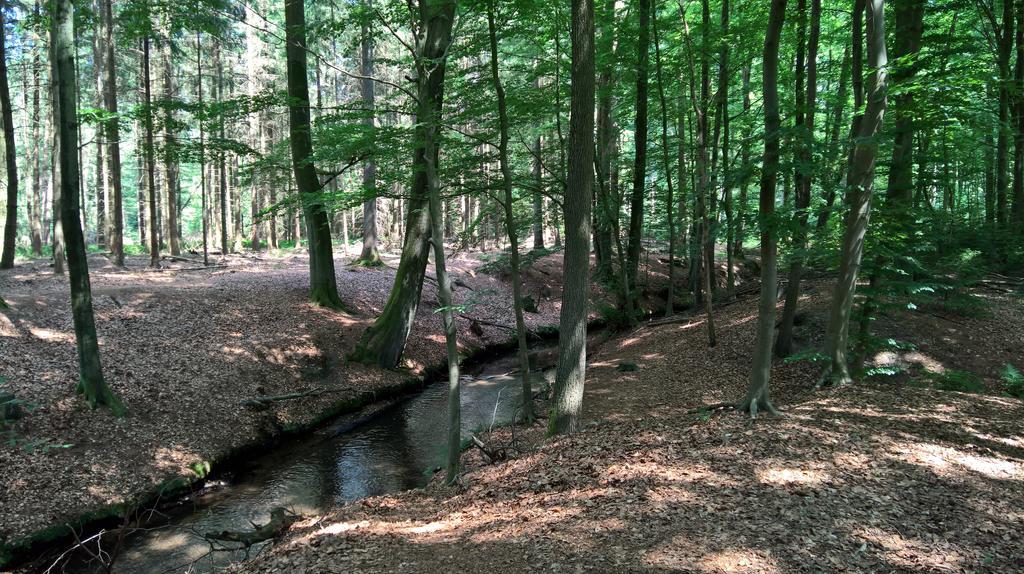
[{"left": 204, "top": 507, "right": 297, "bottom": 547}]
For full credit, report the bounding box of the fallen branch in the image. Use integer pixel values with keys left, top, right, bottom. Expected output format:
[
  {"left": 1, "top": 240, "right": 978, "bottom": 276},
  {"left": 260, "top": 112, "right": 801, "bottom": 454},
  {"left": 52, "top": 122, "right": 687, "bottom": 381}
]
[
  {"left": 161, "top": 254, "right": 205, "bottom": 264},
  {"left": 470, "top": 434, "right": 507, "bottom": 463},
  {"left": 204, "top": 507, "right": 297, "bottom": 547}
]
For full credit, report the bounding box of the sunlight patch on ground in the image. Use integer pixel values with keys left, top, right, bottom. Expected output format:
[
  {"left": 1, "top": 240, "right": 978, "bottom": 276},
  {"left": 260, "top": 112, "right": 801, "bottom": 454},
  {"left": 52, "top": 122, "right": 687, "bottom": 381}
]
[
  {"left": 896, "top": 441, "right": 1021, "bottom": 479},
  {"left": 757, "top": 467, "right": 829, "bottom": 486},
  {"left": 700, "top": 549, "right": 781, "bottom": 573},
  {"left": 27, "top": 326, "right": 73, "bottom": 343},
  {"left": 153, "top": 446, "right": 201, "bottom": 473},
  {"left": 853, "top": 526, "right": 969, "bottom": 572},
  {"left": 0, "top": 313, "right": 18, "bottom": 337}
]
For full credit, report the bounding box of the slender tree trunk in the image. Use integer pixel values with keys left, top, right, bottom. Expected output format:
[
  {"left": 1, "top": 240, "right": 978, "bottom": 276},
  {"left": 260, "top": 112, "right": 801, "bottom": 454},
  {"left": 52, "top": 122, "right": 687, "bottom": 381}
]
[
  {"left": 162, "top": 27, "right": 180, "bottom": 256},
  {"left": 50, "top": 27, "right": 65, "bottom": 275},
  {"left": 733, "top": 61, "right": 751, "bottom": 255},
  {"left": 92, "top": 9, "right": 106, "bottom": 252},
  {"left": 1014, "top": 0, "right": 1024, "bottom": 228},
  {"left": 532, "top": 131, "right": 545, "bottom": 250},
  {"left": 357, "top": 7, "right": 382, "bottom": 265},
  {"left": 816, "top": 48, "right": 850, "bottom": 229},
  {"left": 822, "top": 0, "right": 889, "bottom": 386},
  {"left": 776, "top": 0, "right": 820, "bottom": 357},
  {"left": 719, "top": 0, "right": 732, "bottom": 298},
  {"left": 739, "top": 0, "right": 786, "bottom": 418},
  {"left": 197, "top": 32, "right": 209, "bottom": 266},
  {"left": 215, "top": 40, "right": 229, "bottom": 254},
  {"left": 486, "top": 0, "right": 533, "bottom": 423},
  {"left": 0, "top": 1, "right": 18, "bottom": 269},
  {"left": 52, "top": 0, "right": 125, "bottom": 415},
  {"left": 997, "top": 0, "right": 1014, "bottom": 228},
  {"left": 284, "top": 0, "right": 344, "bottom": 308},
  {"left": 27, "top": 7, "right": 43, "bottom": 257},
  {"left": 352, "top": 0, "right": 456, "bottom": 368},
  {"left": 549, "top": 0, "right": 594, "bottom": 437},
  {"left": 652, "top": 4, "right": 676, "bottom": 316},
  {"left": 143, "top": 37, "right": 160, "bottom": 267},
  {"left": 885, "top": 0, "right": 925, "bottom": 207},
  {"left": 592, "top": 0, "right": 616, "bottom": 279},
  {"left": 625, "top": 0, "right": 650, "bottom": 316}
]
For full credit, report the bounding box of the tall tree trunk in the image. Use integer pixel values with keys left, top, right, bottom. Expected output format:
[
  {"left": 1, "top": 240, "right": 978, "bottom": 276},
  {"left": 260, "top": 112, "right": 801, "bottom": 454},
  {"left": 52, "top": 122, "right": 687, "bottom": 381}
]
[
  {"left": 216, "top": 40, "right": 229, "bottom": 254},
  {"left": 197, "top": 32, "right": 209, "bottom": 265},
  {"left": 733, "top": 61, "right": 751, "bottom": 255},
  {"left": 624, "top": 0, "right": 650, "bottom": 317},
  {"left": 996, "top": 0, "right": 1014, "bottom": 228},
  {"left": 592, "top": 0, "right": 616, "bottom": 279},
  {"left": 776, "top": 0, "right": 820, "bottom": 358},
  {"left": 885, "top": 0, "right": 925, "bottom": 207},
  {"left": 28, "top": 25, "right": 43, "bottom": 257},
  {"left": 143, "top": 37, "right": 159, "bottom": 267},
  {"left": 487, "top": 0, "right": 533, "bottom": 423},
  {"left": 51, "top": 0, "right": 125, "bottom": 415},
  {"left": 821, "top": 0, "right": 889, "bottom": 386},
  {"left": 0, "top": 0, "right": 18, "bottom": 269},
  {"left": 652, "top": 3, "right": 676, "bottom": 316},
  {"left": 719, "top": 0, "right": 733, "bottom": 298},
  {"left": 738, "top": 0, "right": 786, "bottom": 418},
  {"left": 92, "top": 6, "right": 106, "bottom": 252},
  {"left": 532, "top": 131, "right": 545, "bottom": 250},
  {"left": 50, "top": 25, "right": 65, "bottom": 275},
  {"left": 357, "top": 6, "right": 382, "bottom": 266},
  {"left": 549, "top": 0, "right": 594, "bottom": 436},
  {"left": 162, "top": 27, "right": 180, "bottom": 256},
  {"left": 816, "top": 48, "right": 850, "bottom": 229},
  {"left": 284, "top": 0, "right": 344, "bottom": 308},
  {"left": 351, "top": 0, "right": 456, "bottom": 368},
  {"left": 1014, "top": 0, "right": 1024, "bottom": 228}
]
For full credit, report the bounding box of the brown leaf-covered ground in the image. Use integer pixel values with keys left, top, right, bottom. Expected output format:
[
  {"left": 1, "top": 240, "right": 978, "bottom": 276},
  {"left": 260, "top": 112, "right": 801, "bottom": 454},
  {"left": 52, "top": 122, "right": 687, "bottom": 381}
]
[
  {"left": 233, "top": 281, "right": 1024, "bottom": 574},
  {"left": 1, "top": 248, "right": 632, "bottom": 554}
]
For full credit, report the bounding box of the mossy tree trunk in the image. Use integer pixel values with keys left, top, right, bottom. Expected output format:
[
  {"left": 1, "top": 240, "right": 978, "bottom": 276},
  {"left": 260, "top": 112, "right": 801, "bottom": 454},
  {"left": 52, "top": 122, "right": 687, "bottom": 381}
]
[
  {"left": 352, "top": 0, "right": 456, "bottom": 368},
  {"left": 52, "top": 0, "right": 125, "bottom": 416},
  {"left": 357, "top": 5, "right": 382, "bottom": 267}
]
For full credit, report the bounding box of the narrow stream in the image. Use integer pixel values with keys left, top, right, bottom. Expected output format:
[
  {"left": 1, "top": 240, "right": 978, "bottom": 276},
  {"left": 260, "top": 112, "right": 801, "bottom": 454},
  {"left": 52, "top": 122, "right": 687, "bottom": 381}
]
[{"left": 78, "top": 354, "right": 550, "bottom": 574}]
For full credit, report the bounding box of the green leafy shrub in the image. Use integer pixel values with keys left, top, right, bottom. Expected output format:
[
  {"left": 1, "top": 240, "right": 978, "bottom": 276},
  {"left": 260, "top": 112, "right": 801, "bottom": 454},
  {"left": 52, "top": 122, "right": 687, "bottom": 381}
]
[
  {"left": 928, "top": 369, "right": 985, "bottom": 393},
  {"left": 1001, "top": 364, "right": 1024, "bottom": 399}
]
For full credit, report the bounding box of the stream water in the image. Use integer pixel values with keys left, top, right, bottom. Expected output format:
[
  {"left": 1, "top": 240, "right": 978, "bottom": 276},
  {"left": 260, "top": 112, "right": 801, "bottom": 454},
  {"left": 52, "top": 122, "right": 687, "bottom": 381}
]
[{"left": 77, "top": 354, "right": 550, "bottom": 574}]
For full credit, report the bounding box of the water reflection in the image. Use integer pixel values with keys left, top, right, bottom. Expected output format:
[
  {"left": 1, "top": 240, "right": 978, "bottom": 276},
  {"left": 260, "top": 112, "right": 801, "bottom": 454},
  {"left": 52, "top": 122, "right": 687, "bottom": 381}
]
[{"left": 106, "top": 363, "right": 545, "bottom": 574}]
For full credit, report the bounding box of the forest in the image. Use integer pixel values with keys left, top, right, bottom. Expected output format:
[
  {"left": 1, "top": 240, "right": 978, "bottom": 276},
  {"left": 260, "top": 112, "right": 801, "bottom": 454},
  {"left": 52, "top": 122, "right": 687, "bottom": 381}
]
[{"left": 0, "top": 0, "right": 1023, "bottom": 571}]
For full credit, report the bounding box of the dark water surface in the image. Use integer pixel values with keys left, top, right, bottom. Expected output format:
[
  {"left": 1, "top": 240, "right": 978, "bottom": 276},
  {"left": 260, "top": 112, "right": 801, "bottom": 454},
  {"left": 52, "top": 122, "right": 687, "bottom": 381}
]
[{"left": 93, "top": 355, "right": 549, "bottom": 574}]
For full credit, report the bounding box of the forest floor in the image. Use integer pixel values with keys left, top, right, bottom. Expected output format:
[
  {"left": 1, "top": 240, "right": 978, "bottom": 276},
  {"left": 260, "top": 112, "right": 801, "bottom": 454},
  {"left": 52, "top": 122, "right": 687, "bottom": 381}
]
[
  {"left": 231, "top": 279, "right": 1024, "bottom": 574},
  {"left": 0, "top": 245, "right": 666, "bottom": 560}
]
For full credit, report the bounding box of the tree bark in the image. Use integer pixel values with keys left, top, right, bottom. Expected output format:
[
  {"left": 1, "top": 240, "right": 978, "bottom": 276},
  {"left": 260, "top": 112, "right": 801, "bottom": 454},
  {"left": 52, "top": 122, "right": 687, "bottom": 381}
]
[
  {"left": 357, "top": 5, "right": 382, "bottom": 266},
  {"left": 284, "top": 0, "right": 344, "bottom": 309},
  {"left": 549, "top": 0, "right": 594, "bottom": 436},
  {"left": 143, "top": 37, "right": 160, "bottom": 267},
  {"left": 822, "top": 0, "right": 889, "bottom": 386},
  {"left": 0, "top": 0, "right": 18, "bottom": 269},
  {"left": 652, "top": 3, "right": 676, "bottom": 316},
  {"left": 162, "top": 26, "right": 180, "bottom": 256},
  {"left": 486, "top": 0, "right": 533, "bottom": 423},
  {"left": 51, "top": 0, "right": 125, "bottom": 415},
  {"left": 997, "top": 0, "right": 1014, "bottom": 228},
  {"left": 352, "top": 0, "right": 456, "bottom": 368},
  {"left": 738, "top": 0, "right": 786, "bottom": 418},
  {"left": 885, "top": 0, "right": 925, "bottom": 207},
  {"left": 624, "top": 0, "right": 650, "bottom": 317},
  {"left": 776, "top": 0, "right": 820, "bottom": 358}
]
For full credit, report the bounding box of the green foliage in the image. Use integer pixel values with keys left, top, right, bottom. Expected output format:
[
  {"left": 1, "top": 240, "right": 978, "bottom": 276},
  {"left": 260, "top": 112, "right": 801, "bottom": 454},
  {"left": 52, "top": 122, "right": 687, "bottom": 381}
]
[
  {"left": 1001, "top": 364, "right": 1024, "bottom": 399},
  {"left": 927, "top": 369, "right": 985, "bottom": 394},
  {"left": 479, "top": 246, "right": 558, "bottom": 276}
]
